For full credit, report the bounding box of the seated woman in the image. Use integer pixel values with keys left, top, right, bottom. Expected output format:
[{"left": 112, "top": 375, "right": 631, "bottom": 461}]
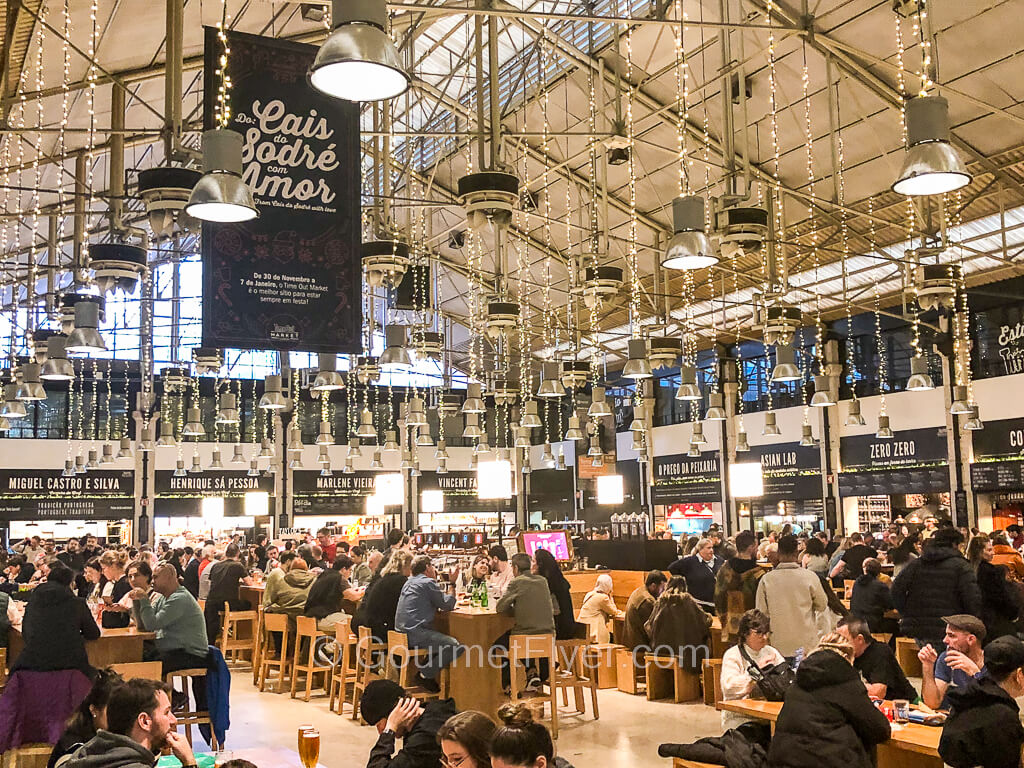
[
  {"left": 719, "top": 609, "right": 787, "bottom": 730},
  {"left": 768, "top": 632, "right": 891, "bottom": 768},
  {"left": 355, "top": 550, "right": 412, "bottom": 641},
  {"left": 11, "top": 562, "right": 99, "bottom": 676},
  {"left": 576, "top": 574, "right": 624, "bottom": 644},
  {"left": 644, "top": 575, "right": 712, "bottom": 672},
  {"left": 439, "top": 710, "right": 498, "bottom": 768},
  {"left": 489, "top": 703, "right": 575, "bottom": 768},
  {"left": 533, "top": 549, "right": 582, "bottom": 641},
  {"left": 849, "top": 558, "right": 897, "bottom": 636},
  {"left": 47, "top": 667, "right": 124, "bottom": 768},
  {"left": 122, "top": 560, "right": 152, "bottom": 618},
  {"left": 456, "top": 555, "right": 491, "bottom": 595}
]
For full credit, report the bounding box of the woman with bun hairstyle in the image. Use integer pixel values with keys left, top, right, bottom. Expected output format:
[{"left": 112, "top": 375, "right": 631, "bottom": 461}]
[
  {"left": 437, "top": 711, "right": 497, "bottom": 768},
  {"left": 98, "top": 549, "right": 131, "bottom": 628},
  {"left": 490, "top": 704, "right": 574, "bottom": 768}
]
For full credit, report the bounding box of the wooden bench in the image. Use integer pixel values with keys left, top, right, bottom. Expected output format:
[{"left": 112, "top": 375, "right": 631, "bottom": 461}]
[
  {"left": 584, "top": 643, "right": 622, "bottom": 689},
  {"left": 702, "top": 658, "right": 723, "bottom": 708},
  {"left": 645, "top": 655, "right": 701, "bottom": 703},
  {"left": 895, "top": 637, "right": 922, "bottom": 677}
]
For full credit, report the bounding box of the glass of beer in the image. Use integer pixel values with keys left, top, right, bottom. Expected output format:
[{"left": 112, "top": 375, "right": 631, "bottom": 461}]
[{"left": 298, "top": 727, "right": 320, "bottom": 768}]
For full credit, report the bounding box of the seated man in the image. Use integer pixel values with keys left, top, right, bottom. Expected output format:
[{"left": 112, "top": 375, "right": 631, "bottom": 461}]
[
  {"left": 621, "top": 570, "right": 668, "bottom": 651},
  {"left": 130, "top": 562, "right": 208, "bottom": 675},
  {"left": 1, "top": 555, "right": 34, "bottom": 595},
  {"left": 837, "top": 617, "right": 917, "bottom": 702},
  {"left": 359, "top": 679, "right": 457, "bottom": 768},
  {"left": 395, "top": 555, "right": 461, "bottom": 693},
  {"left": 940, "top": 635, "right": 1024, "bottom": 768},
  {"left": 495, "top": 553, "right": 556, "bottom": 689},
  {"left": 304, "top": 555, "right": 363, "bottom": 632},
  {"left": 63, "top": 678, "right": 196, "bottom": 768},
  {"left": 919, "top": 614, "right": 987, "bottom": 710}
]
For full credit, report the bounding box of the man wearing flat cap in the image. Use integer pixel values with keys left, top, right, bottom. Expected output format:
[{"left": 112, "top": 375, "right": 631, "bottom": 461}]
[
  {"left": 940, "top": 635, "right": 1024, "bottom": 768},
  {"left": 918, "top": 614, "right": 987, "bottom": 710}
]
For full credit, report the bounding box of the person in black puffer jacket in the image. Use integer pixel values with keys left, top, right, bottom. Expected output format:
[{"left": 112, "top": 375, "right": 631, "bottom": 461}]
[
  {"left": 849, "top": 558, "right": 897, "bottom": 636},
  {"left": 966, "top": 537, "right": 1021, "bottom": 642},
  {"left": 892, "top": 528, "right": 982, "bottom": 648},
  {"left": 768, "top": 633, "right": 891, "bottom": 768},
  {"left": 939, "top": 635, "right": 1024, "bottom": 768}
]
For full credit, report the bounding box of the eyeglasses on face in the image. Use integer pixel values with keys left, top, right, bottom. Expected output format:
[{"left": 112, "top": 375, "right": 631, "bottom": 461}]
[{"left": 441, "top": 754, "right": 469, "bottom": 768}]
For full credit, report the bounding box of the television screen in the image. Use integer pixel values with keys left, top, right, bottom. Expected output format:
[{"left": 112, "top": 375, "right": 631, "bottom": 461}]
[{"left": 519, "top": 530, "right": 573, "bottom": 561}]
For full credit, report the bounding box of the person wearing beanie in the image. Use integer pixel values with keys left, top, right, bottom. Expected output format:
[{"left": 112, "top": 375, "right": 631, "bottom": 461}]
[
  {"left": 359, "top": 679, "right": 457, "bottom": 768},
  {"left": 940, "top": 636, "right": 1024, "bottom": 768}
]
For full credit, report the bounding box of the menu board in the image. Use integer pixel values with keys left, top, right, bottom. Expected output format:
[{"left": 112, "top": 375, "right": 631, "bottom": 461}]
[
  {"left": 838, "top": 466, "right": 950, "bottom": 497},
  {"left": 652, "top": 451, "right": 721, "bottom": 505},
  {"left": 0, "top": 497, "right": 135, "bottom": 522},
  {"left": 970, "top": 459, "right": 1024, "bottom": 492},
  {"left": 747, "top": 443, "right": 822, "bottom": 501}
]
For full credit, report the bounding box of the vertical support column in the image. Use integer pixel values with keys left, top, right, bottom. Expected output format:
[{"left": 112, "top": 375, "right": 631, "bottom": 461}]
[
  {"left": 275, "top": 354, "right": 290, "bottom": 533},
  {"left": 638, "top": 379, "right": 655, "bottom": 531},
  {"left": 720, "top": 355, "right": 739, "bottom": 535}
]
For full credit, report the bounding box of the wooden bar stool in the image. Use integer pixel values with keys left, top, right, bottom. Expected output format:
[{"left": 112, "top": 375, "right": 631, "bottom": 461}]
[
  {"left": 110, "top": 661, "right": 163, "bottom": 681},
  {"left": 291, "top": 616, "right": 332, "bottom": 701},
  {"left": 1, "top": 744, "right": 53, "bottom": 768},
  {"left": 220, "top": 602, "right": 259, "bottom": 668},
  {"left": 251, "top": 607, "right": 265, "bottom": 686},
  {"left": 645, "top": 654, "right": 701, "bottom": 703},
  {"left": 351, "top": 626, "right": 388, "bottom": 722},
  {"left": 614, "top": 647, "right": 646, "bottom": 695},
  {"left": 257, "top": 612, "right": 292, "bottom": 694},
  {"left": 553, "top": 638, "right": 600, "bottom": 720},
  {"left": 583, "top": 642, "right": 622, "bottom": 689},
  {"left": 386, "top": 631, "right": 445, "bottom": 701},
  {"left": 164, "top": 668, "right": 213, "bottom": 748},
  {"left": 702, "top": 659, "right": 723, "bottom": 708},
  {"left": 509, "top": 633, "right": 559, "bottom": 739},
  {"left": 328, "top": 619, "right": 358, "bottom": 715}
]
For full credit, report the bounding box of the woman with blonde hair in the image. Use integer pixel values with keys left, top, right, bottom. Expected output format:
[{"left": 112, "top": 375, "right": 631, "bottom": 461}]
[
  {"left": 768, "top": 631, "right": 890, "bottom": 768},
  {"left": 97, "top": 549, "right": 131, "bottom": 628},
  {"left": 576, "top": 573, "right": 624, "bottom": 643},
  {"left": 357, "top": 549, "right": 413, "bottom": 641}
]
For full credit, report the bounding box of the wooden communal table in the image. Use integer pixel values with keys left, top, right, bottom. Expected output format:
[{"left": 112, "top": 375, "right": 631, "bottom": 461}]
[
  {"left": 8, "top": 626, "right": 156, "bottom": 669},
  {"left": 718, "top": 699, "right": 942, "bottom": 768},
  {"left": 434, "top": 606, "right": 515, "bottom": 718}
]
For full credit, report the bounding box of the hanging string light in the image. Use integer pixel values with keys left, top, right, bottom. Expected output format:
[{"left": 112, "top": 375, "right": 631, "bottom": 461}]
[
  {"left": 674, "top": 0, "right": 690, "bottom": 196},
  {"left": 625, "top": 20, "right": 640, "bottom": 336}
]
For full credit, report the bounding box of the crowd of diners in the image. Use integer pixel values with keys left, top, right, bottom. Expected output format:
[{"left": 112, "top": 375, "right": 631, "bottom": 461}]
[{"left": 3, "top": 517, "right": 1024, "bottom": 768}]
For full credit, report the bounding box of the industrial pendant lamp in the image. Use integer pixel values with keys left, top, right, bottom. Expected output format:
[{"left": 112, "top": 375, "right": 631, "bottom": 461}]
[
  {"left": 15, "top": 363, "right": 46, "bottom": 401},
  {"left": 258, "top": 438, "right": 275, "bottom": 458},
  {"left": 383, "top": 430, "right": 400, "bottom": 452},
  {"left": 415, "top": 426, "right": 433, "bottom": 447},
  {"left": 231, "top": 444, "right": 246, "bottom": 464},
  {"left": 137, "top": 424, "right": 156, "bottom": 452},
  {"left": 259, "top": 375, "right": 287, "bottom": 409},
  {"left": 846, "top": 399, "right": 867, "bottom": 426},
  {"left": 216, "top": 392, "right": 240, "bottom": 424},
  {"left": 436, "top": 457, "right": 448, "bottom": 474},
  {"left": 735, "top": 428, "right": 750, "bottom": 452},
  {"left": 312, "top": 353, "right": 345, "bottom": 391},
  {"left": 564, "top": 414, "right": 586, "bottom": 441},
  {"left": 116, "top": 436, "right": 133, "bottom": 460},
  {"left": 287, "top": 427, "right": 304, "bottom": 453},
  {"left": 809, "top": 376, "right": 836, "bottom": 407},
  {"left": 541, "top": 442, "right": 555, "bottom": 466},
  {"left": 182, "top": 408, "right": 205, "bottom": 437},
  {"left": 587, "top": 434, "right": 603, "bottom": 457},
  {"left": 475, "top": 437, "right": 491, "bottom": 455},
  {"left": 622, "top": 338, "right": 652, "bottom": 380},
  {"left": 355, "top": 408, "right": 377, "bottom": 439},
  {"left": 317, "top": 421, "right": 335, "bottom": 446},
  {"left": 40, "top": 334, "right": 74, "bottom": 380},
  {"left": 405, "top": 396, "right": 427, "bottom": 426},
  {"left": 348, "top": 437, "right": 362, "bottom": 459},
  {"left": 310, "top": 0, "right": 411, "bottom": 103},
  {"left": 876, "top": 414, "right": 894, "bottom": 439},
  {"left": 189, "top": 453, "right": 202, "bottom": 474},
  {"left": 514, "top": 426, "right": 531, "bottom": 448},
  {"left": 209, "top": 448, "right": 224, "bottom": 469},
  {"left": 687, "top": 442, "right": 701, "bottom": 457},
  {"left": 892, "top": 95, "right": 970, "bottom": 197},
  {"left": 369, "top": 447, "right": 383, "bottom": 469},
  {"left": 66, "top": 301, "right": 106, "bottom": 354},
  {"left": 185, "top": 129, "right": 258, "bottom": 223},
  {"left": 435, "top": 439, "right": 449, "bottom": 460},
  {"left": 321, "top": 463, "right": 334, "bottom": 477},
  {"left": 799, "top": 423, "right": 816, "bottom": 447},
  {"left": 662, "top": 196, "right": 717, "bottom": 270},
  {"left": 62, "top": 459, "right": 76, "bottom": 478},
  {"left": 555, "top": 447, "right": 567, "bottom": 471},
  {"left": 247, "top": 459, "right": 260, "bottom": 477},
  {"left": 675, "top": 365, "right": 701, "bottom": 400},
  {"left": 536, "top": 362, "right": 566, "bottom": 398},
  {"left": 462, "top": 413, "right": 483, "bottom": 439},
  {"left": 173, "top": 459, "right": 187, "bottom": 477},
  {"left": 704, "top": 392, "right": 727, "bottom": 420},
  {"left": 379, "top": 325, "right": 412, "bottom": 371},
  {"left": 587, "top": 387, "right": 613, "bottom": 417},
  {"left": 156, "top": 420, "right": 177, "bottom": 447},
  {"left": 762, "top": 411, "right": 781, "bottom": 436},
  {"left": 629, "top": 405, "right": 647, "bottom": 433},
  {"left": 1, "top": 385, "right": 25, "bottom": 419},
  {"left": 963, "top": 404, "right": 984, "bottom": 431},
  {"left": 691, "top": 422, "right": 707, "bottom": 445},
  {"left": 950, "top": 385, "right": 973, "bottom": 415},
  {"left": 906, "top": 356, "right": 935, "bottom": 391},
  {"left": 461, "top": 382, "right": 485, "bottom": 414},
  {"left": 100, "top": 445, "right": 115, "bottom": 465},
  {"left": 770, "top": 344, "right": 801, "bottom": 382},
  {"left": 521, "top": 400, "right": 543, "bottom": 428}
]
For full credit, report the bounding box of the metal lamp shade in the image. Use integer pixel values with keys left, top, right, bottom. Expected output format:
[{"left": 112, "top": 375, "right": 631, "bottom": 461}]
[
  {"left": 809, "top": 376, "right": 836, "bottom": 407},
  {"left": 521, "top": 400, "right": 543, "bottom": 428},
  {"left": 704, "top": 392, "right": 727, "bottom": 420},
  {"left": 116, "top": 436, "right": 133, "bottom": 459},
  {"left": 379, "top": 325, "right": 412, "bottom": 370},
  {"left": 963, "top": 405, "right": 983, "bottom": 431},
  {"left": 892, "top": 97, "right": 969, "bottom": 197},
  {"left": 209, "top": 449, "right": 224, "bottom": 469},
  {"left": 564, "top": 414, "right": 586, "bottom": 441},
  {"left": 348, "top": 438, "right": 362, "bottom": 459},
  {"left": 771, "top": 344, "right": 802, "bottom": 382},
  {"left": 876, "top": 414, "right": 894, "bottom": 439},
  {"left": 317, "top": 421, "right": 335, "bottom": 446},
  {"left": 66, "top": 301, "right": 106, "bottom": 354},
  {"left": 231, "top": 444, "right": 246, "bottom": 464},
  {"left": 156, "top": 420, "right": 177, "bottom": 447},
  {"left": 662, "top": 196, "right": 717, "bottom": 269},
  {"left": 587, "top": 386, "right": 613, "bottom": 417},
  {"left": 182, "top": 408, "right": 206, "bottom": 437},
  {"left": 216, "top": 392, "right": 240, "bottom": 424},
  {"left": 691, "top": 422, "right": 707, "bottom": 444},
  {"left": 675, "top": 365, "right": 702, "bottom": 401},
  {"left": 537, "top": 362, "right": 566, "bottom": 398},
  {"left": 383, "top": 431, "right": 400, "bottom": 452},
  {"left": 312, "top": 353, "right": 345, "bottom": 391},
  {"left": 185, "top": 129, "right": 258, "bottom": 223},
  {"left": 287, "top": 427, "right": 304, "bottom": 452},
  {"left": 622, "top": 338, "right": 652, "bottom": 379},
  {"left": 463, "top": 413, "right": 483, "bottom": 439},
  {"left": 762, "top": 411, "right": 782, "bottom": 436},
  {"left": 846, "top": 399, "right": 867, "bottom": 426},
  {"left": 310, "top": 0, "right": 410, "bottom": 103},
  {"left": 735, "top": 430, "right": 750, "bottom": 452},
  {"left": 259, "top": 374, "right": 287, "bottom": 409},
  {"left": 173, "top": 459, "right": 187, "bottom": 477},
  {"left": 950, "top": 385, "right": 973, "bottom": 415},
  {"left": 461, "top": 382, "right": 486, "bottom": 414},
  {"left": 355, "top": 408, "right": 377, "bottom": 439},
  {"left": 15, "top": 363, "right": 46, "bottom": 401},
  {"left": 800, "top": 423, "right": 816, "bottom": 447},
  {"left": 40, "top": 335, "right": 75, "bottom": 380},
  {"left": 906, "top": 356, "right": 935, "bottom": 391}
]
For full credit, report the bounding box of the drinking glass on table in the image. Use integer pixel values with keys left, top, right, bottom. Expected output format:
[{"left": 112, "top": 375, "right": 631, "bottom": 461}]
[{"left": 298, "top": 727, "right": 320, "bottom": 768}]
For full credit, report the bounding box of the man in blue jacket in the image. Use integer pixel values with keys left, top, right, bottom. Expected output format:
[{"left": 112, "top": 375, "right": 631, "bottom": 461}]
[{"left": 668, "top": 537, "right": 722, "bottom": 613}]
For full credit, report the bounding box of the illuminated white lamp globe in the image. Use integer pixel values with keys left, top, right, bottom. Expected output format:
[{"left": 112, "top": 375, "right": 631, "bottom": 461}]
[{"left": 892, "top": 95, "right": 971, "bottom": 197}]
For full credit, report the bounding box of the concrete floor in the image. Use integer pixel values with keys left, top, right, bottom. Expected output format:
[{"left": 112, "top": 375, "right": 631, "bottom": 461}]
[{"left": 222, "top": 669, "right": 725, "bottom": 768}]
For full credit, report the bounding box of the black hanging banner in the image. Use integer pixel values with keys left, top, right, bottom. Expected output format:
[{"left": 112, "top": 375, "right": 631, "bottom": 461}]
[
  {"left": 747, "top": 443, "right": 823, "bottom": 501},
  {"left": 201, "top": 29, "right": 362, "bottom": 353},
  {"left": 0, "top": 469, "right": 135, "bottom": 521},
  {"left": 971, "top": 417, "right": 1024, "bottom": 460},
  {"left": 154, "top": 470, "right": 274, "bottom": 497},
  {"left": 651, "top": 451, "right": 722, "bottom": 505},
  {"left": 839, "top": 427, "right": 948, "bottom": 470}
]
